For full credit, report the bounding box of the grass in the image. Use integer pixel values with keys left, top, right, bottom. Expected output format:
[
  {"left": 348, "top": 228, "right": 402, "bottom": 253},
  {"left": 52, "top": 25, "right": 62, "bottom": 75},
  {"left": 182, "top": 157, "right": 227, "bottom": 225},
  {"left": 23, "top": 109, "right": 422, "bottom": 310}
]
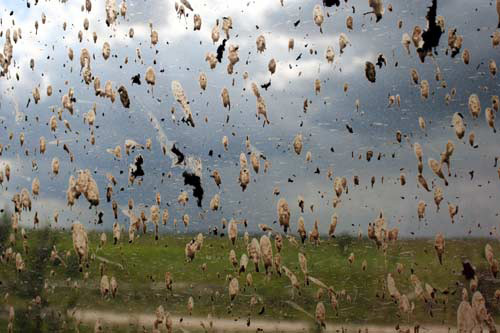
[{"left": 0, "top": 220, "right": 499, "bottom": 332}]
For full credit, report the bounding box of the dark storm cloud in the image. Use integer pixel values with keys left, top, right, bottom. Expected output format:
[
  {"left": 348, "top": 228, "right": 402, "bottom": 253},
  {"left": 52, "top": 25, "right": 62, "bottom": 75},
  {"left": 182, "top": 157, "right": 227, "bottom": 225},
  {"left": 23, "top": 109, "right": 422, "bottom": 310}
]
[{"left": 0, "top": 0, "right": 499, "bottom": 237}]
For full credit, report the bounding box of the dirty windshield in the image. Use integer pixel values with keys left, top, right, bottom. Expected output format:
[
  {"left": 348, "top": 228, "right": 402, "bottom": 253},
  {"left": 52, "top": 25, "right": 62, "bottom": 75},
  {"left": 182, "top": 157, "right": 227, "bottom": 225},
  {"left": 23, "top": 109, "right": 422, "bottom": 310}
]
[{"left": 0, "top": 0, "right": 500, "bottom": 332}]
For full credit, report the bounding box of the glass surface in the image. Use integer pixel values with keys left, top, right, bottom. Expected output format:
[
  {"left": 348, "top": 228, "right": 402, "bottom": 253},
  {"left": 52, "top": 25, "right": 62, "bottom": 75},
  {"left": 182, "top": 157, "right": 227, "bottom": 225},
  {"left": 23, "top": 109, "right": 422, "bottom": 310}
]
[{"left": 0, "top": 0, "right": 499, "bottom": 331}]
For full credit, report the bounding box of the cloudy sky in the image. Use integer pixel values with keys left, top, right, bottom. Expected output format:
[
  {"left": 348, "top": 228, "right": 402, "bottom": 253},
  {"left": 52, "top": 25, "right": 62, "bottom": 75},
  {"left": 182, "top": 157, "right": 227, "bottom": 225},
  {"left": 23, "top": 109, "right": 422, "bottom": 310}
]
[{"left": 0, "top": 0, "right": 499, "bottom": 237}]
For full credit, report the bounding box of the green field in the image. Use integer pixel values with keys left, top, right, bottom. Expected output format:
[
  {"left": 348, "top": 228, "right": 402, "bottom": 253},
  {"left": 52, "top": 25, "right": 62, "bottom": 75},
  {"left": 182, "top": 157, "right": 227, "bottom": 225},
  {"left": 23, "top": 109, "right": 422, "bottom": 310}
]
[{"left": 0, "top": 218, "right": 499, "bottom": 332}]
